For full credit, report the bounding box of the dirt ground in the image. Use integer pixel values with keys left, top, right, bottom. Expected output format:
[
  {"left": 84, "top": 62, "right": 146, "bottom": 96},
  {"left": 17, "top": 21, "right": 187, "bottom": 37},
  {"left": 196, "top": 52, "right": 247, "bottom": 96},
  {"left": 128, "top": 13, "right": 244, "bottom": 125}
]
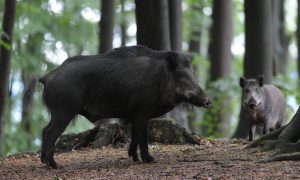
[{"left": 1, "top": 139, "right": 300, "bottom": 179}]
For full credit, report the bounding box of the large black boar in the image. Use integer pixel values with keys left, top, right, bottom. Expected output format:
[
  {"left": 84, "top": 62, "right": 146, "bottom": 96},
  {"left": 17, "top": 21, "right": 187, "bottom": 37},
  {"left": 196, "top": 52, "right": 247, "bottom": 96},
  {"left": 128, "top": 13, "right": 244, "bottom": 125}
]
[
  {"left": 240, "top": 76, "right": 285, "bottom": 141},
  {"left": 40, "top": 45, "right": 211, "bottom": 168}
]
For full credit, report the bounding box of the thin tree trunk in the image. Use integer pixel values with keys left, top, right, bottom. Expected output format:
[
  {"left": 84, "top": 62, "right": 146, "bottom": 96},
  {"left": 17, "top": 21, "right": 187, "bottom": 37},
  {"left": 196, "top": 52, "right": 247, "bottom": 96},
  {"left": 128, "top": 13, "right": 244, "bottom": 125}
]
[
  {"left": 206, "top": 0, "right": 233, "bottom": 138},
  {"left": 233, "top": 0, "right": 273, "bottom": 139},
  {"left": 188, "top": 30, "right": 201, "bottom": 54},
  {"left": 272, "top": 0, "right": 289, "bottom": 76},
  {"left": 0, "top": 0, "right": 17, "bottom": 157},
  {"left": 120, "top": 0, "right": 127, "bottom": 46},
  {"left": 167, "top": 0, "right": 190, "bottom": 132},
  {"left": 99, "top": 0, "right": 115, "bottom": 54},
  {"left": 168, "top": 0, "right": 182, "bottom": 51},
  {"left": 297, "top": 0, "right": 300, "bottom": 79}
]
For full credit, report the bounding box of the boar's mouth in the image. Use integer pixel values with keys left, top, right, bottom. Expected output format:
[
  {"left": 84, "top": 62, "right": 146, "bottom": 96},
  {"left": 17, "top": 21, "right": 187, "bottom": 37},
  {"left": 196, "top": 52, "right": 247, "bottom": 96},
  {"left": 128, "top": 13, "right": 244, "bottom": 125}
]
[{"left": 187, "top": 97, "right": 212, "bottom": 108}]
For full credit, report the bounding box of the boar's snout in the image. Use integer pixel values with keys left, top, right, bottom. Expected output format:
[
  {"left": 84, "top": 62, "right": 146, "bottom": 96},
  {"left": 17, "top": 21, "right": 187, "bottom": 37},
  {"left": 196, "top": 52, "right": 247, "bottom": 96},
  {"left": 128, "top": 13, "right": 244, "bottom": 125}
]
[
  {"left": 249, "top": 103, "right": 256, "bottom": 109},
  {"left": 185, "top": 90, "right": 212, "bottom": 108},
  {"left": 248, "top": 99, "right": 258, "bottom": 110},
  {"left": 203, "top": 98, "right": 212, "bottom": 108}
]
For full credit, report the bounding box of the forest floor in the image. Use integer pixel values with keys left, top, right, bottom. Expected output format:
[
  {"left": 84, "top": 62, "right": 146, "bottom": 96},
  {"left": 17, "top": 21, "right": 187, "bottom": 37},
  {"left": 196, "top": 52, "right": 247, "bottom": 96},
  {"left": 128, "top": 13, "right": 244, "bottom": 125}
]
[{"left": 1, "top": 138, "right": 300, "bottom": 179}]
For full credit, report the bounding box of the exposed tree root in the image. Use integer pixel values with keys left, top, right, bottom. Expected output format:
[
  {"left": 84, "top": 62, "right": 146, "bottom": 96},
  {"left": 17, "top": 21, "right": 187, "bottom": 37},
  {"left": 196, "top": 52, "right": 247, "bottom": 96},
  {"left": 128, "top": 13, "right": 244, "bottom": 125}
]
[
  {"left": 247, "top": 107, "right": 300, "bottom": 162},
  {"left": 246, "top": 125, "right": 286, "bottom": 149},
  {"left": 259, "top": 152, "right": 300, "bottom": 163}
]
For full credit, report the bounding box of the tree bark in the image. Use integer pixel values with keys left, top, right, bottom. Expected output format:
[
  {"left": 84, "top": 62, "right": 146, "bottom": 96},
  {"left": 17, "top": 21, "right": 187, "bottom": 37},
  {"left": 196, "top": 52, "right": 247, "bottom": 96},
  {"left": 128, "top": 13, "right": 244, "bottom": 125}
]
[
  {"left": 0, "top": 0, "right": 17, "bottom": 157},
  {"left": 210, "top": 0, "right": 232, "bottom": 81},
  {"left": 233, "top": 0, "right": 273, "bottom": 139},
  {"left": 135, "top": 0, "right": 193, "bottom": 131},
  {"left": 120, "top": 0, "right": 128, "bottom": 46},
  {"left": 272, "top": 0, "right": 289, "bottom": 76},
  {"left": 99, "top": 0, "right": 115, "bottom": 54},
  {"left": 244, "top": 0, "right": 273, "bottom": 82},
  {"left": 135, "top": 0, "right": 153, "bottom": 47},
  {"left": 207, "top": 0, "right": 233, "bottom": 137},
  {"left": 188, "top": 30, "right": 201, "bottom": 54},
  {"left": 167, "top": 0, "right": 190, "bottom": 132},
  {"left": 297, "top": 0, "right": 300, "bottom": 79},
  {"left": 168, "top": 0, "right": 182, "bottom": 51},
  {"left": 135, "top": 0, "right": 171, "bottom": 50}
]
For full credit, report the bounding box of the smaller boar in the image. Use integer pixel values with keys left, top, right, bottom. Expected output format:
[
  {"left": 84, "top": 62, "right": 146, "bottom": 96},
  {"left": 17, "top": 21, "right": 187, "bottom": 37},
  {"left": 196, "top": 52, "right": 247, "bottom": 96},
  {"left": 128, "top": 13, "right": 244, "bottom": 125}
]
[{"left": 240, "top": 76, "right": 285, "bottom": 141}]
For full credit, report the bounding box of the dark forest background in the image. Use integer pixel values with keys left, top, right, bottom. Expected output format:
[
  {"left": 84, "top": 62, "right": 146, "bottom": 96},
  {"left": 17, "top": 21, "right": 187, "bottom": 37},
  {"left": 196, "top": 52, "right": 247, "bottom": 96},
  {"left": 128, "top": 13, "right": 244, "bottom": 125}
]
[{"left": 0, "top": 0, "right": 300, "bottom": 157}]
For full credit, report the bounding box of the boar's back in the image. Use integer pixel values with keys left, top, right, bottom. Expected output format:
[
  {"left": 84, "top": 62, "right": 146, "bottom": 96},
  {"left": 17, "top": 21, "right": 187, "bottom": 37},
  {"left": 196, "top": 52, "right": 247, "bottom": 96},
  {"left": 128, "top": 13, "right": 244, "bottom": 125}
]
[{"left": 40, "top": 56, "right": 170, "bottom": 119}]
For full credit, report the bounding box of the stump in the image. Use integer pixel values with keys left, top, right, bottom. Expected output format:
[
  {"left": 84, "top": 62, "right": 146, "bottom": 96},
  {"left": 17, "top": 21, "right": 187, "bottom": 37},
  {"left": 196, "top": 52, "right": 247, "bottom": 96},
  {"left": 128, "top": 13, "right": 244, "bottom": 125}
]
[{"left": 55, "top": 118, "right": 200, "bottom": 152}]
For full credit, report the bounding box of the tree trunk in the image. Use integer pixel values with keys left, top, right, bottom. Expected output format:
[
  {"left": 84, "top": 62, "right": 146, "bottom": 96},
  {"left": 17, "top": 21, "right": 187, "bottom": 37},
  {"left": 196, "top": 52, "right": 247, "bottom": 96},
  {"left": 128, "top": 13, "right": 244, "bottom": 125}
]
[
  {"left": 99, "top": 0, "right": 115, "bottom": 54},
  {"left": 168, "top": 0, "right": 182, "bottom": 51},
  {"left": 233, "top": 0, "right": 273, "bottom": 139},
  {"left": 135, "top": 0, "right": 153, "bottom": 47},
  {"left": 154, "top": 0, "right": 171, "bottom": 50},
  {"left": 135, "top": 0, "right": 171, "bottom": 50},
  {"left": 297, "top": 0, "right": 300, "bottom": 79},
  {"left": 0, "top": 0, "right": 17, "bottom": 157},
  {"left": 167, "top": 0, "right": 190, "bottom": 132},
  {"left": 120, "top": 0, "right": 128, "bottom": 46},
  {"left": 135, "top": 0, "right": 193, "bottom": 131},
  {"left": 188, "top": 31, "right": 201, "bottom": 54},
  {"left": 272, "top": 0, "right": 290, "bottom": 76},
  {"left": 244, "top": 0, "right": 273, "bottom": 82},
  {"left": 210, "top": 0, "right": 232, "bottom": 81},
  {"left": 187, "top": 4, "right": 203, "bottom": 133},
  {"left": 206, "top": 0, "right": 233, "bottom": 137}
]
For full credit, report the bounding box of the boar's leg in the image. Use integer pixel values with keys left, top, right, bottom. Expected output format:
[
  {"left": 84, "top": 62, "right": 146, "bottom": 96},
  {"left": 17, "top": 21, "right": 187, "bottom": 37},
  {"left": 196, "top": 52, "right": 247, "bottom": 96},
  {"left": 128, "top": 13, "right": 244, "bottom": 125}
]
[
  {"left": 41, "top": 110, "right": 75, "bottom": 168},
  {"left": 128, "top": 139, "right": 139, "bottom": 161},
  {"left": 263, "top": 120, "right": 269, "bottom": 135},
  {"left": 41, "top": 121, "right": 53, "bottom": 163},
  {"left": 131, "top": 117, "right": 154, "bottom": 163},
  {"left": 249, "top": 124, "right": 256, "bottom": 141}
]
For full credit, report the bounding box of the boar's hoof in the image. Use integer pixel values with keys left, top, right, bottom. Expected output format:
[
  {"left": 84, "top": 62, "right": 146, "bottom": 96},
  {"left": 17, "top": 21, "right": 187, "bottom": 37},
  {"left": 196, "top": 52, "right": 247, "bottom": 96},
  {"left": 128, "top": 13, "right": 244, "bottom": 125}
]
[
  {"left": 128, "top": 152, "right": 140, "bottom": 162},
  {"left": 45, "top": 159, "right": 58, "bottom": 169},
  {"left": 141, "top": 154, "right": 155, "bottom": 163},
  {"left": 128, "top": 145, "right": 140, "bottom": 161}
]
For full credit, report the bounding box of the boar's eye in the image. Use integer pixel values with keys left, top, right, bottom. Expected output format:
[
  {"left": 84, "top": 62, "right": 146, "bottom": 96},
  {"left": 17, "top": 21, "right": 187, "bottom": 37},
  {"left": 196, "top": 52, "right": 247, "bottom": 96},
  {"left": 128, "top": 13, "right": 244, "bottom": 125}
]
[{"left": 245, "top": 89, "right": 249, "bottom": 93}]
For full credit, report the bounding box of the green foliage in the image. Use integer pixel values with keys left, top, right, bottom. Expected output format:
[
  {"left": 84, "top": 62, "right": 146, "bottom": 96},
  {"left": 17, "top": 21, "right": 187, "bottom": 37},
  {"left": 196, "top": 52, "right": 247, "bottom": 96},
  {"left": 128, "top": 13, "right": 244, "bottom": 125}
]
[
  {"left": 0, "top": 30, "right": 12, "bottom": 50},
  {"left": 4, "top": 0, "right": 100, "bottom": 156},
  {"left": 2, "top": 0, "right": 299, "bottom": 156},
  {"left": 200, "top": 76, "right": 241, "bottom": 138}
]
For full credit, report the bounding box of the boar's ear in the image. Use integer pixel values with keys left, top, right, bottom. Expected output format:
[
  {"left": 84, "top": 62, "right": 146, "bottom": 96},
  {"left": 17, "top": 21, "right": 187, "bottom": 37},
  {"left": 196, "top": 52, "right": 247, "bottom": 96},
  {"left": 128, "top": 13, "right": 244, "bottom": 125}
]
[
  {"left": 167, "top": 52, "right": 179, "bottom": 70},
  {"left": 257, "top": 75, "right": 264, "bottom": 87},
  {"left": 239, "top": 77, "right": 247, "bottom": 88}
]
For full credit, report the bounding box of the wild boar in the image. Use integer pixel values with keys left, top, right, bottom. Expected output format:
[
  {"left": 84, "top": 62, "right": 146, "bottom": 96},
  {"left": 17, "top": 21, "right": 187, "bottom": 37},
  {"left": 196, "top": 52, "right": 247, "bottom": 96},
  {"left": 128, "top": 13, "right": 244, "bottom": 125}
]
[
  {"left": 40, "top": 46, "right": 211, "bottom": 168},
  {"left": 240, "top": 76, "right": 285, "bottom": 141}
]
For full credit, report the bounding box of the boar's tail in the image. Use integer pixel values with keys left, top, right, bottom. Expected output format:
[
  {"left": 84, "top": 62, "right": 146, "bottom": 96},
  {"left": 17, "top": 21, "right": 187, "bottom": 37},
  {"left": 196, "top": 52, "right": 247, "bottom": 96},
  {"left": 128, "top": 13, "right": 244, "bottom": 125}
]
[
  {"left": 22, "top": 76, "right": 39, "bottom": 115},
  {"left": 39, "top": 75, "right": 46, "bottom": 84}
]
